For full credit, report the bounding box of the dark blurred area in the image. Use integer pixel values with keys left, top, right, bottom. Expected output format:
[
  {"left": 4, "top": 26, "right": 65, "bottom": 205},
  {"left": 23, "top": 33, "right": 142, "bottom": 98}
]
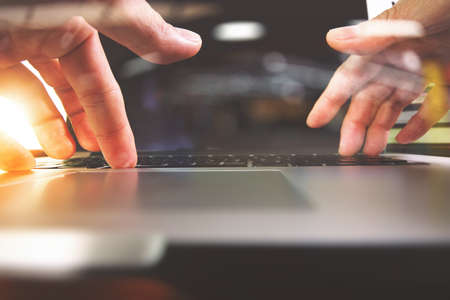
[
  {"left": 100, "top": 0, "right": 367, "bottom": 152},
  {"left": 2, "top": 245, "right": 450, "bottom": 300}
]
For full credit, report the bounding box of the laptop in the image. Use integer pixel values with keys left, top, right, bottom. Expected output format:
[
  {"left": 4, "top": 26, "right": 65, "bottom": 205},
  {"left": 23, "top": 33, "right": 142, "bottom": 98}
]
[{"left": 0, "top": 0, "right": 449, "bottom": 277}]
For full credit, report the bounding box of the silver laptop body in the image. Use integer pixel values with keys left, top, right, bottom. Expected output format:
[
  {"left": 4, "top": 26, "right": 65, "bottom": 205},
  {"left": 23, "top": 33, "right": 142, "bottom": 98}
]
[{"left": 0, "top": 0, "right": 449, "bottom": 277}]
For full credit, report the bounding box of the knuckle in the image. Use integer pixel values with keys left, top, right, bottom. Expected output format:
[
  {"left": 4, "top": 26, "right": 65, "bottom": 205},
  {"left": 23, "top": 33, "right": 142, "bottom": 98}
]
[
  {"left": 95, "top": 122, "right": 128, "bottom": 140},
  {"left": 155, "top": 19, "right": 173, "bottom": 39},
  {"left": 44, "top": 17, "right": 96, "bottom": 58},
  {"left": 54, "top": 84, "right": 74, "bottom": 96},
  {"left": 79, "top": 86, "right": 122, "bottom": 108},
  {"left": 356, "top": 87, "right": 378, "bottom": 102},
  {"left": 388, "top": 98, "right": 406, "bottom": 112},
  {"left": 348, "top": 118, "right": 367, "bottom": 130},
  {"left": 67, "top": 108, "right": 85, "bottom": 120}
]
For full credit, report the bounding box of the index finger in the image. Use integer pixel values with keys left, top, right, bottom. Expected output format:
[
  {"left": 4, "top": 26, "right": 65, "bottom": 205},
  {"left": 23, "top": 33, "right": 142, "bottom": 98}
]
[{"left": 59, "top": 30, "right": 137, "bottom": 168}]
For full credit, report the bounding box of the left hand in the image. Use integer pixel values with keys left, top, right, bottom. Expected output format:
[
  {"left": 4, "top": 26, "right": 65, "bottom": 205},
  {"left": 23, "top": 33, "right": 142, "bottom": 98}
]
[{"left": 0, "top": 0, "right": 202, "bottom": 171}]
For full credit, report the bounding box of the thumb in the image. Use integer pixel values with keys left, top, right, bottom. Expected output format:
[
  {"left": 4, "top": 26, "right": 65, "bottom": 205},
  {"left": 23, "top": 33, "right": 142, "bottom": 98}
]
[
  {"left": 326, "top": 3, "right": 424, "bottom": 55},
  {"left": 0, "top": 130, "right": 35, "bottom": 172},
  {"left": 92, "top": 0, "right": 202, "bottom": 65}
]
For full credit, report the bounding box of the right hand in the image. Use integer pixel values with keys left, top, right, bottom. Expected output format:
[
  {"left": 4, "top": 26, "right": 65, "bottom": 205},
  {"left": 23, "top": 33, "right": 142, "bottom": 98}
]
[
  {"left": 307, "top": 0, "right": 450, "bottom": 156},
  {"left": 0, "top": 0, "right": 202, "bottom": 171}
]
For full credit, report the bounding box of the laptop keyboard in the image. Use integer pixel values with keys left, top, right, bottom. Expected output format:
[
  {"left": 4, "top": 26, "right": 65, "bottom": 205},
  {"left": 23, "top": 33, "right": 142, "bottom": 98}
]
[{"left": 35, "top": 153, "right": 413, "bottom": 169}]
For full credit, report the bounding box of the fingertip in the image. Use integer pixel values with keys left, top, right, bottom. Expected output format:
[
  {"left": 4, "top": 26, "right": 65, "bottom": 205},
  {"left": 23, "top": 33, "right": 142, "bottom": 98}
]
[
  {"left": 0, "top": 148, "right": 36, "bottom": 172},
  {"left": 78, "top": 137, "right": 101, "bottom": 153},
  {"left": 9, "top": 155, "right": 36, "bottom": 172},
  {"left": 306, "top": 121, "right": 321, "bottom": 129},
  {"left": 6, "top": 159, "right": 36, "bottom": 172},
  {"left": 47, "top": 138, "right": 77, "bottom": 159},
  {"left": 327, "top": 26, "right": 358, "bottom": 42},
  {"left": 395, "top": 128, "right": 422, "bottom": 145},
  {"left": 326, "top": 23, "right": 397, "bottom": 55},
  {"left": 339, "top": 148, "right": 356, "bottom": 157},
  {"left": 326, "top": 26, "right": 360, "bottom": 53},
  {"left": 395, "top": 132, "right": 411, "bottom": 144},
  {"left": 81, "top": 144, "right": 101, "bottom": 153},
  {"left": 35, "top": 122, "right": 77, "bottom": 159},
  {"left": 338, "top": 137, "right": 357, "bottom": 157},
  {"left": 174, "top": 27, "right": 202, "bottom": 46},
  {"left": 100, "top": 133, "right": 137, "bottom": 169},
  {"left": 362, "top": 136, "right": 386, "bottom": 156},
  {"left": 306, "top": 111, "right": 325, "bottom": 128},
  {"left": 363, "top": 138, "right": 386, "bottom": 156},
  {"left": 306, "top": 115, "right": 317, "bottom": 128},
  {"left": 396, "top": 115, "right": 430, "bottom": 145},
  {"left": 363, "top": 148, "right": 382, "bottom": 156},
  {"left": 108, "top": 151, "right": 137, "bottom": 169},
  {"left": 141, "top": 27, "right": 202, "bottom": 65}
]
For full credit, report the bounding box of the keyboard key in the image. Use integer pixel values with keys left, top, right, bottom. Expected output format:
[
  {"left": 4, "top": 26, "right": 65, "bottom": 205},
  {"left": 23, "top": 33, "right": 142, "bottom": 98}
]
[{"left": 35, "top": 153, "right": 416, "bottom": 169}]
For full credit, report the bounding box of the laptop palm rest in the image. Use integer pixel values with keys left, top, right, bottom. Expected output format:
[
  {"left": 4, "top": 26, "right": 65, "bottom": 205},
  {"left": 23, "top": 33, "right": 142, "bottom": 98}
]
[
  {"left": 0, "top": 170, "right": 308, "bottom": 276},
  {"left": 23, "top": 170, "right": 308, "bottom": 212}
]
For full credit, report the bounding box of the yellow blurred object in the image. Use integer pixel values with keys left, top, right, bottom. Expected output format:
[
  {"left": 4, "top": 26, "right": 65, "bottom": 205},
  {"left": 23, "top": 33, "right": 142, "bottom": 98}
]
[
  {"left": 422, "top": 61, "right": 448, "bottom": 122},
  {"left": 389, "top": 127, "right": 450, "bottom": 144},
  {"left": 389, "top": 61, "right": 449, "bottom": 144}
]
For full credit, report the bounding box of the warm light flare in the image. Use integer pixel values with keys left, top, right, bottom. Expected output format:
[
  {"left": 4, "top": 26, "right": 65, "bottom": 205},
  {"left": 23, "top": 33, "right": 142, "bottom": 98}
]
[
  {"left": 0, "top": 96, "right": 41, "bottom": 150},
  {"left": 0, "top": 61, "right": 66, "bottom": 151}
]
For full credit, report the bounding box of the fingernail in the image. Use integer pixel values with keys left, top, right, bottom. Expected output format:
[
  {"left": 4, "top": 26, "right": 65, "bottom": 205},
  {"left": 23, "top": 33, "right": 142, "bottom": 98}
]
[
  {"left": 396, "top": 131, "right": 413, "bottom": 144},
  {"left": 396, "top": 134, "right": 410, "bottom": 144},
  {"left": 174, "top": 27, "right": 202, "bottom": 44},
  {"left": 328, "top": 25, "right": 359, "bottom": 40}
]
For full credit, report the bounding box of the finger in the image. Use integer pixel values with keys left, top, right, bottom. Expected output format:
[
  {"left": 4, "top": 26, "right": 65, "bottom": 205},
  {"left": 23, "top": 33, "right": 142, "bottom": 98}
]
[
  {"left": 0, "top": 64, "right": 75, "bottom": 159},
  {"left": 339, "top": 83, "right": 394, "bottom": 156},
  {"left": 0, "top": 0, "right": 202, "bottom": 64},
  {"left": 93, "top": 0, "right": 202, "bottom": 64},
  {"left": 363, "top": 90, "right": 417, "bottom": 155},
  {"left": 30, "top": 58, "right": 100, "bottom": 152},
  {"left": 396, "top": 70, "right": 449, "bottom": 143},
  {"left": 326, "top": 20, "right": 424, "bottom": 56},
  {"left": 379, "top": 50, "right": 422, "bottom": 75},
  {"left": 59, "top": 31, "right": 137, "bottom": 168},
  {"left": 396, "top": 97, "right": 449, "bottom": 144},
  {"left": 0, "top": 130, "right": 35, "bottom": 171},
  {"left": 327, "top": 0, "right": 426, "bottom": 56},
  {"left": 0, "top": 32, "right": 25, "bottom": 68},
  {"left": 307, "top": 55, "right": 382, "bottom": 128},
  {"left": 374, "top": 62, "right": 424, "bottom": 96}
]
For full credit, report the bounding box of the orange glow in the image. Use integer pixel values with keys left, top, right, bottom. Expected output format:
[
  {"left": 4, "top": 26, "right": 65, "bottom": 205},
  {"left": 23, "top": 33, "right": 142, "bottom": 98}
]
[
  {"left": 0, "top": 61, "right": 66, "bottom": 151},
  {"left": 0, "top": 97, "right": 41, "bottom": 149}
]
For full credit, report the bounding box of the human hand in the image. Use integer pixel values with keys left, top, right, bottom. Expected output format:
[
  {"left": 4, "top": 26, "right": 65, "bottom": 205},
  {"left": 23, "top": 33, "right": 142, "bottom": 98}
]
[
  {"left": 307, "top": 0, "right": 450, "bottom": 156},
  {"left": 0, "top": 0, "right": 202, "bottom": 171}
]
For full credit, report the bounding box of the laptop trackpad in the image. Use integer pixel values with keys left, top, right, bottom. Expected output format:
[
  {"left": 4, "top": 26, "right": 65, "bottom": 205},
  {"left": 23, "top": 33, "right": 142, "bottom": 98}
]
[
  {"left": 38, "top": 170, "right": 307, "bottom": 211},
  {"left": 136, "top": 170, "right": 306, "bottom": 210}
]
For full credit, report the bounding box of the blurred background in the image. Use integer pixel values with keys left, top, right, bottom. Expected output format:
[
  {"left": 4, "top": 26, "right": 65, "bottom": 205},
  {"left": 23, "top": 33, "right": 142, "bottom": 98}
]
[
  {"left": 99, "top": 0, "right": 369, "bottom": 153},
  {"left": 1, "top": 0, "right": 448, "bottom": 156}
]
